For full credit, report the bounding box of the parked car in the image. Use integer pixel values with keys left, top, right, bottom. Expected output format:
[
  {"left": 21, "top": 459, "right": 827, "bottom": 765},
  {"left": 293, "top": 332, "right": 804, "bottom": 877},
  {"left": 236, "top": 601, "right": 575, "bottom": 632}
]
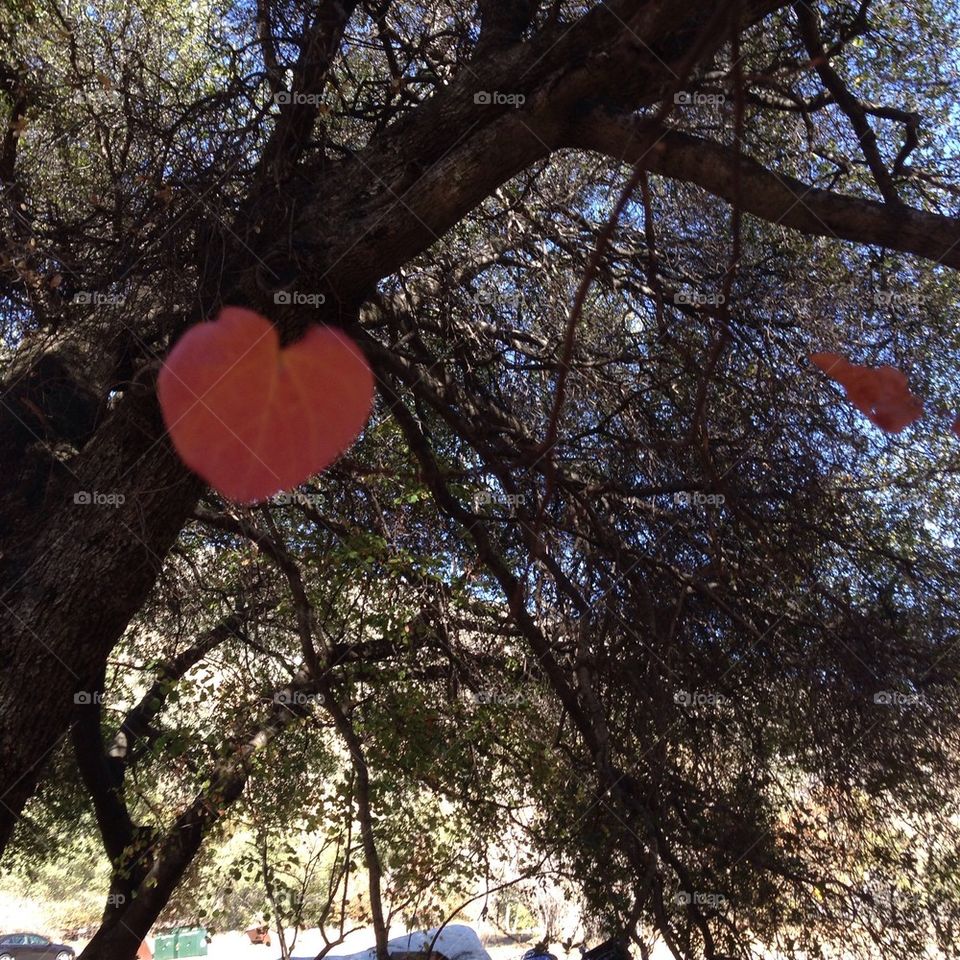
[
  {"left": 0, "top": 933, "right": 75, "bottom": 960},
  {"left": 245, "top": 926, "right": 272, "bottom": 946},
  {"left": 522, "top": 948, "right": 557, "bottom": 960}
]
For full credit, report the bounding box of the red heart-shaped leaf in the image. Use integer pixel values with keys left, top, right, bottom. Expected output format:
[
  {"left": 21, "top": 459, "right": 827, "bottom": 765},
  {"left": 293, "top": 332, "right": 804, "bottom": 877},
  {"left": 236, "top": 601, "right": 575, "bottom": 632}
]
[
  {"left": 810, "top": 352, "right": 923, "bottom": 433},
  {"left": 158, "top": 307, "right": 373, "bottom": 503}
]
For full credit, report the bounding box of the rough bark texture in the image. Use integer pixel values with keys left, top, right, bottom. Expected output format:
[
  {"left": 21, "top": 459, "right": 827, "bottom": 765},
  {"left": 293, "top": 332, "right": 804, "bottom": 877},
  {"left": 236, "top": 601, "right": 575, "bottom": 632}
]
[{"left": 0, "top": 379, "right": 202, "bottom": 851}]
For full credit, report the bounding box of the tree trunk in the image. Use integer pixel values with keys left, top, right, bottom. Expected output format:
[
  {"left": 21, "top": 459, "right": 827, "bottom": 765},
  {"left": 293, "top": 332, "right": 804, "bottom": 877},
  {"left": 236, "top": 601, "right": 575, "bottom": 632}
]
[{"left": 0, "top": 378, "right": 201, "bottom": 850}]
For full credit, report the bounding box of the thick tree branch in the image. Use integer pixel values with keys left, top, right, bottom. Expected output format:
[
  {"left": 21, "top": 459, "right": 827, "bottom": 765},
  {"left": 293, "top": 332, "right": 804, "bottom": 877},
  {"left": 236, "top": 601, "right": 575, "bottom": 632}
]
[
  {"left": 117, "top": 613, "right": 251, "bottom": 758},
  {"left": 71, "top": 668, "right": 136, "bottom": 867},
  {"left": 79, "top": 668, "right": 324, "bottom": 960},
  {"left": 73, "top": 613, "right": 254, "bottom": 926},
  {"left": 569, "top": 115, "right": 960, "bottom": 270}
]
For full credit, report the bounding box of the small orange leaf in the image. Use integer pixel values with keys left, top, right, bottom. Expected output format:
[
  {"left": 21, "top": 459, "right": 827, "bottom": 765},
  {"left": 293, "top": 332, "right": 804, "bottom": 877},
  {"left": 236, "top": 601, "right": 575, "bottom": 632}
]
[
  {"left": 810, "top": 352, "right": 923, "bottom": 433},
  {"left": 158, "top": 306, "right": 373, "bottom": 503}
]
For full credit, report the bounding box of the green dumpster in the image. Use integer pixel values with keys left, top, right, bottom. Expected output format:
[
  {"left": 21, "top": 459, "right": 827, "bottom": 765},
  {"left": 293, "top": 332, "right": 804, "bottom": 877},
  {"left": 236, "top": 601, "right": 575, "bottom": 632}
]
[{"left": 154, "top": 927, "right": 208, "bottom": 960}]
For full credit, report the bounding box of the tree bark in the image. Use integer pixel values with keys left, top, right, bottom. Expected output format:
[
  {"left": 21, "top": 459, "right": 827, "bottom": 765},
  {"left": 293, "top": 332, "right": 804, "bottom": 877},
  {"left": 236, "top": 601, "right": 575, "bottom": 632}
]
[
  {"left": 0, "top": 378, "right": 202, "bottom": 851},
  {"left": 569, "top": 118, "right": 960, "bottom": 269},
  {"left": 78, "top": 671, "right": 323, "bottom": 960}
]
